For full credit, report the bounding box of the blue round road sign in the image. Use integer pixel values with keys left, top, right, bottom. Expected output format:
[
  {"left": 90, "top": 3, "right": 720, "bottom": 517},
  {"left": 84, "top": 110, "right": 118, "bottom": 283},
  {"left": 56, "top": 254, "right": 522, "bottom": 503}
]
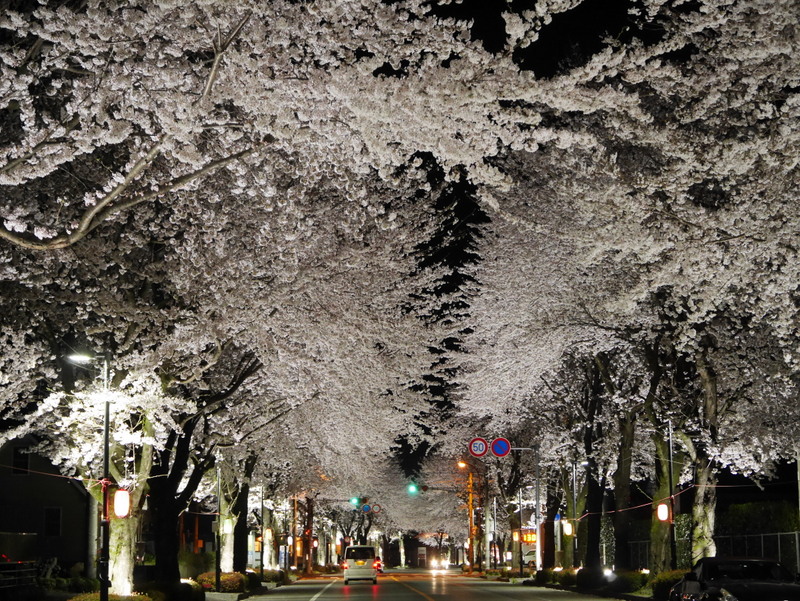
[{"left": 490, "top": 437, "right": 511, "bottom": 457}]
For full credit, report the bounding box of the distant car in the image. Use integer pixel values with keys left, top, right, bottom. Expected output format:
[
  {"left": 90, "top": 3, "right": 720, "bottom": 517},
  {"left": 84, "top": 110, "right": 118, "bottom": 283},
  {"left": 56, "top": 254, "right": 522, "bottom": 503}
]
[
  {"left": 668, "top": 557, "right": 800, "bottom": 601},
  {"left": 342, "top": 545, "right": 378, "bottom": 585}
]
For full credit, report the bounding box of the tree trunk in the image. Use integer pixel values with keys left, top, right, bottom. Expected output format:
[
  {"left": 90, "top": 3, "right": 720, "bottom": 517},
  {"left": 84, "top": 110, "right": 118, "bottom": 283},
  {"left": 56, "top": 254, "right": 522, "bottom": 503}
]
[
  {"left": 219, "top": 488, "right": 235, "bottom": 572},
  {"left": 233, "top": 454, "right": 257, "bottom": 573},
  {"left": 612, "top": 413, "right": 636, "bottom": 570},
  {"left": 109, "top": 513, "right": 139, "bottom": 596},
  {"left": 147, "top": 419, "right": 213, "bottom": 585},
  {"left": 691, "top": 456, "right": 717, "bottom": 563},
  {"left": 649, "top": 435, "right": 674, "bottom": 574},
  {"left": 150, "top": 492, "right": 182, "bottom": 583},
  {"left": 583, "top": 460, "right": 604, "bottom": 571},
  {"left": 542, "top": 477, "right": 560, "bottom": 568},
  {"left": 690, "top": 346, "right": 719, "bottom": 563},
  {"left": 232, "top": 482, "right": 250, "bottom": 573},
  {"left": 304, "top": 496, "right": 315, "bottom": 574}
]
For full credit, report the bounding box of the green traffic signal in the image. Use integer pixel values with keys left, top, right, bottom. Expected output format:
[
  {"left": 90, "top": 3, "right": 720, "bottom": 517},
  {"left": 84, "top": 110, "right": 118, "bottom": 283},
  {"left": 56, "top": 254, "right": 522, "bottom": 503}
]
[
  {"left": 349, "top": 496, "right": 360, "bottom": 505},
  {"left": 407, "top": 483, "right": 418, "bottom": 495}
]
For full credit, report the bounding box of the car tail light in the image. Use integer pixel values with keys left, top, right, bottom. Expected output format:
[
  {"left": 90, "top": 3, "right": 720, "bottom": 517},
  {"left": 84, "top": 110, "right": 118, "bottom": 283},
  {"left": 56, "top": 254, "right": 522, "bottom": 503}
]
[{"left": 373, "top": 560, "right": 380, "bottom": 568}]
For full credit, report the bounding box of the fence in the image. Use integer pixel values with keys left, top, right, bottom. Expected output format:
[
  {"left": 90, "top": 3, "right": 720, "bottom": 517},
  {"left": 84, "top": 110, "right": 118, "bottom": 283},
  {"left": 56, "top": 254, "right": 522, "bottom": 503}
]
[
  {"left": 626, "top": 531, "right": 800, "bottom": 574},
  {"left": 0, "top": 561, "right": 37, "bottom": 592}
]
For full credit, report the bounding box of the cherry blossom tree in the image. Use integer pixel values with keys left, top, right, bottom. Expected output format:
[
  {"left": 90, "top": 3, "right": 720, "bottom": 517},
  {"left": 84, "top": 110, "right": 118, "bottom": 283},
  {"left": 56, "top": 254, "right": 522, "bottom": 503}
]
[{"left": 2, "top": 0, "right": 799, "bottom": 584}]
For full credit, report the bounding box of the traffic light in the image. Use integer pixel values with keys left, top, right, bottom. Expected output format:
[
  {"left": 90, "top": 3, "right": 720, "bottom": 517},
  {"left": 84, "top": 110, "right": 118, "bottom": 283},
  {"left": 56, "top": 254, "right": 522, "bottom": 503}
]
[
  {"left": 349, "top": 496, "right": 369, "bottom": 507},
  {"left": 407, "top": 483, "right": 428, "bottom": 495}
]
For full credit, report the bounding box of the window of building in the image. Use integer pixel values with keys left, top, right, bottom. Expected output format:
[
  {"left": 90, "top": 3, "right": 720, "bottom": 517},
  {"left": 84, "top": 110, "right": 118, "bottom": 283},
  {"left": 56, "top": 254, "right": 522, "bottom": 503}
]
[
  {"left": 12, "top": 447, "right": 30, "bottom": 474},
  {"left": 44, "top": 507, "right": 62, "bottom": 537}
]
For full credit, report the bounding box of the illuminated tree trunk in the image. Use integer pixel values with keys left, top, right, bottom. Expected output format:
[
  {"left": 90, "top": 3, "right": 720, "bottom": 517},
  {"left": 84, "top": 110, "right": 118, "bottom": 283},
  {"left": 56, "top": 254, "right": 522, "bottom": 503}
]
[
  {"left": 220, "top": 492, "right": 235, "bottom": 573},
  {"left": 109, "top": 513, "right": 139, "bottom": 596},
  {"left": 690, "top": 457, "right": 717, "bottom": 562},
  {"left": 688, "top": 348, "right": 719, "bottom": 562},
  {"left": 648, "top": 435, "right": 674, "bottom": 574}
]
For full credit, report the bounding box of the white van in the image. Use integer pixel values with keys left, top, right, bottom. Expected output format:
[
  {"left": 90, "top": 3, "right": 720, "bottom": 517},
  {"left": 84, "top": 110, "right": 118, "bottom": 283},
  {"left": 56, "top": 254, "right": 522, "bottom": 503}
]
[{"left": 342, "top": 545, "right": 378, "bottom": 585}]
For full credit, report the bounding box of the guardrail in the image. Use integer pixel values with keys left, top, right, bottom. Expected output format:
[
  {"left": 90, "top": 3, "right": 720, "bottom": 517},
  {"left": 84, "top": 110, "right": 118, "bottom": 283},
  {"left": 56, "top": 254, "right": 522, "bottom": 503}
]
[{"left": 0, "top": 561, "right": 37, "bottom": 590}]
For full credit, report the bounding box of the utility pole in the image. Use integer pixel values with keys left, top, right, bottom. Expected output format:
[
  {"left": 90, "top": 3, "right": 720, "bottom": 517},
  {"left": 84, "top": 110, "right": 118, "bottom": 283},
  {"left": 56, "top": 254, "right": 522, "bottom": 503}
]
[
  {"left": 467, "top": 471, "right": 474, "bottom": 573},
  {"left": 668, "top": 421, "right": 677, "bottom": 570}
]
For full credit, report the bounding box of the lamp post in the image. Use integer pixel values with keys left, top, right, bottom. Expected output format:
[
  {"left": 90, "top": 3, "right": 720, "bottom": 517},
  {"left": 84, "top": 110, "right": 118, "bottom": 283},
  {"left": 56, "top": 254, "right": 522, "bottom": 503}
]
[
  {"left": 457, "top": 461, "right": 475, "bottom": 573},
  {"left": 571, "top": 460, "right": 578, "bottom": 568},
  {"left": 68, "top": 353, "right": 111, "bottom": 601},
  {"left": 216, "top": 465, "right": 222, "bottom": 592}
]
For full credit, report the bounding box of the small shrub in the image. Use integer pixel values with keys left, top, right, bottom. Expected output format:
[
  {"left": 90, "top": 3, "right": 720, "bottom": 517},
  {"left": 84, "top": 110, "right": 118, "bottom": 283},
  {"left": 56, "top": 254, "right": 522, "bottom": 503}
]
[
  {"left": 244, "top": 571, "right": 261, "bottom": 590},
  {"left": 555, "top": 568, "right": 577, "bottom": 587},
  {"left": 607, "top": 570, "right": 649, "bottom": 593},
  {"left": 69, "top": 576, "right": 100, "bottom": 592},
  {"left": 534, "top": 568, "right": 555, "bottom": 585},
  {"left": 37, "top": 577, "right": 57, "bottom": 590},
  {"left": 178, "top": 550, "right": 213, "bottom": 579},
  {"left": 55, "top": 577, "right": 70, "bottom": 590},
  {"left": 262, "top": 569, "right": 287, "bottom": 583},
  {"left": 196, "top": 571, "right": 246, "bottom": 593},
  {"left": 651, "top": 570, "right": 686, "bottom": 601},
  {"left": 66, "top": 594, "right": 152, "bottom": 601},
  {"left": 576, "top": 568, "right": 605, "bottom": 590}
]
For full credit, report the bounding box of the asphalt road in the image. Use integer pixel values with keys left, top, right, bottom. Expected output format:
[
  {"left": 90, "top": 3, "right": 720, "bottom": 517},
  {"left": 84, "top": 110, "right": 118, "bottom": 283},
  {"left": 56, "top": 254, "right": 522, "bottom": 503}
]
[{"left": 246, "top": 569, "right": 623, "bottom": 601}]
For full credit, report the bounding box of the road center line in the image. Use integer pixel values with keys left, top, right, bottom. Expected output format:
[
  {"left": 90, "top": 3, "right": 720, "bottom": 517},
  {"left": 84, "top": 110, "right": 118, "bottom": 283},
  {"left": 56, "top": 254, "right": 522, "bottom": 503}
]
[
  {"left": 309, "top": 579, "right": 336, "bottom": 601},
  {"left": 392, "top": 576, "right": 437, "bottom": 601}
]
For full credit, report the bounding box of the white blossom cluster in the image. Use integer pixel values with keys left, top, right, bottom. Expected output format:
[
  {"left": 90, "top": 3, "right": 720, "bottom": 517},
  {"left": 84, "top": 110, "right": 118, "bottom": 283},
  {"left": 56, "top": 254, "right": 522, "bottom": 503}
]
[{"left": 0, "top": 0, "right": 798, "bottom": 548}]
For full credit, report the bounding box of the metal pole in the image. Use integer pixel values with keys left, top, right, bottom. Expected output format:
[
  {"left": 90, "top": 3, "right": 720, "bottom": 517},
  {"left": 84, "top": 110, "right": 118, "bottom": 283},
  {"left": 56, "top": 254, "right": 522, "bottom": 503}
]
[
  {"left": 535, "top": 446, "right": 540, "bottom": 572},
  {"left": 216, "top": 466, "right": 222, "bottom": 592},
  {"left": 668, "top": 421, "right": 677, "bottom": 569},
  {"left": 468, "top": 472, "right": 474, "bottom": 573},
  {"left": 99, "top": 357, "right": 110, "bottom": 601},
  {"left": 492, "top": 497, "right": 497, "bottom": 569},
  {"left": 518, "top": 487, "right": 523, "bottom": 575},
  {"left": 572, "top": 460, "right": 578, "bottom": 568},
  {"left": 259, "top": 487, "right": 265, "bottom": 578}
]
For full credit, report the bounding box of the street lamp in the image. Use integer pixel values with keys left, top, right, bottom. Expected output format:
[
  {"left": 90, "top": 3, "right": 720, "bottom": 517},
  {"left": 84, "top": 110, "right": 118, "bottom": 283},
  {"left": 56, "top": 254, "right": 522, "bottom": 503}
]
[
  {"left": 68, "top": 353, "right": 111, "bottom": 601},
  {"left": 457, "top": 461, "right": 475, "bottom": 573}
]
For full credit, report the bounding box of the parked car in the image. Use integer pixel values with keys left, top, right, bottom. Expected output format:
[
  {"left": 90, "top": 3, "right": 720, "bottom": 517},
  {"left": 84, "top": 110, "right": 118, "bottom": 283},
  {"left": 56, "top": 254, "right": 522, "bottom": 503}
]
[{"left": 669, "top": 557, "right": 800, "bottom": 601}]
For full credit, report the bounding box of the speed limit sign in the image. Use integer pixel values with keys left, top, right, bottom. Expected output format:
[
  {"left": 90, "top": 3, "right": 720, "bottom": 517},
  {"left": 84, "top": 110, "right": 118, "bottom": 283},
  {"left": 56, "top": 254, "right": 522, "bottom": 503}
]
[{"left": 469, "top": 437, "right": 489, "bottom": 457}]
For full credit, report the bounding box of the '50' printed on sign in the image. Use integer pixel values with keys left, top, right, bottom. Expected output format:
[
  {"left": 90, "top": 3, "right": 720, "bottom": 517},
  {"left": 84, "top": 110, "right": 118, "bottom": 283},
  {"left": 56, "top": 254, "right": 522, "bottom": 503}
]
[{"left": 469, "top": 437, "right": 488, "bottom": 457}]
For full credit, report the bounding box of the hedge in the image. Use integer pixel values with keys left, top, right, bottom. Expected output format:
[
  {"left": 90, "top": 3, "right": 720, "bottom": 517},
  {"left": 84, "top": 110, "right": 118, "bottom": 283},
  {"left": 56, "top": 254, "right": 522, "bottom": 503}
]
[
  {"left": 196, "top": 571, "right": 246, "bottom": 592},
  {"left": 651, "top": 570, "right": 687, "bottom": 601}
]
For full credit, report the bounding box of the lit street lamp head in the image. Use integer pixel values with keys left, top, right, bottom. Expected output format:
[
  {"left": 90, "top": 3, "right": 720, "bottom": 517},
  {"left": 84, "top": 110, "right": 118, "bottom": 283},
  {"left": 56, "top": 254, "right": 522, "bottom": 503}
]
[{"left": 67, "top": 353, "right": 94, "bottom": 364}]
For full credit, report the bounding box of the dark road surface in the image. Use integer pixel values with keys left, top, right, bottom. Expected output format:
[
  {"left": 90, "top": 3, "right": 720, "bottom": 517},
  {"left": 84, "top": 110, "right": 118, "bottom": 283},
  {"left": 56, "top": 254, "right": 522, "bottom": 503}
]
[{"left": 245, "top": 569, "right": 624, "bottom": 601}]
